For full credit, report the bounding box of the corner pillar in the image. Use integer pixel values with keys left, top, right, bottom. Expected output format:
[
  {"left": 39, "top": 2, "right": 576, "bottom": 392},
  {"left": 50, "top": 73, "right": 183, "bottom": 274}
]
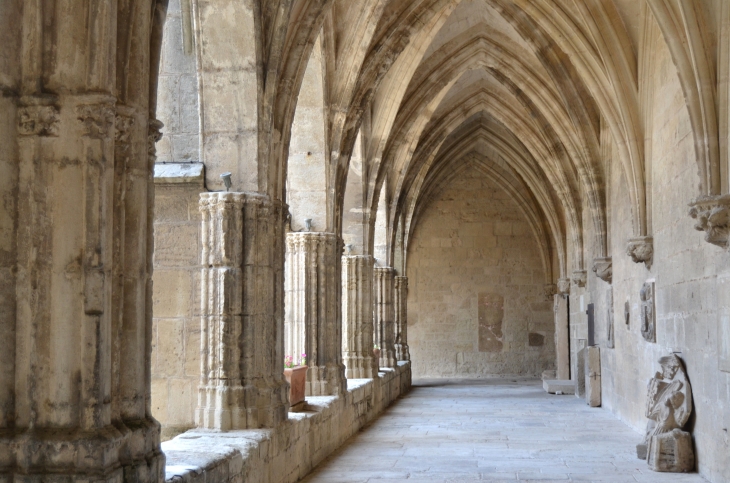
[
  {"left": 342, "top": 256, "right": 378, "bottom": 378},
  {"left": 285, "top": 232, "right": 347, "bottom": 396},
  {"left": 394, "top": 276, "right": 410, "bottom": 361},
  {"left": 197, "top": 192, "right": 288, "bottom": 430},
  {"left": 374, "top": 267, "right": 397, "bottom": 368}
]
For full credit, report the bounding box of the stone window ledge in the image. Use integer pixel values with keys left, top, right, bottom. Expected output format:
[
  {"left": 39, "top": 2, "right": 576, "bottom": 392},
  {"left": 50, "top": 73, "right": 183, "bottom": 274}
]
[
  {"left": 154, "top": 163, "right": 205, "bottom": 186},
  {"left": 163, "top": 362, "right": 411, "bottom": 483}
]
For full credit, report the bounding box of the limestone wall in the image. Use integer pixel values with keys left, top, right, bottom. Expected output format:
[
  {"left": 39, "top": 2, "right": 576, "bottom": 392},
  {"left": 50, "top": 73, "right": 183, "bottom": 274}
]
[
  {"left": 581, "top": 21, "right": 730, "bottom": 482},
  {"left": 407, "top": 164, "right": 555, "bottom": 378},
  {"left": 151, "top": 176, "right": 204, "bottom": 440}
]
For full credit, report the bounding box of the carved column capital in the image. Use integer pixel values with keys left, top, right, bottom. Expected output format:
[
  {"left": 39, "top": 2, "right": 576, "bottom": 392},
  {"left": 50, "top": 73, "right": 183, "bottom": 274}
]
[
  {"left": 688, "top": 195, "right": 730, "bottom": 249},
  {"left": 626, "top": 236, "right": 653, "bottom": 269},
  {"left": 76, "top": 102, "right": 116, "bottom": 138},
  {"left": 17, "top": 104, "right": 60, "bottom": 137},
  {"left": 572, "top": 270, "right": 587, "bottom": 288},
  {"left": 557, "top": 278, "right": 571, "bottom": 295},
  {"left": 592, "top": 257, "right": 612, "bottom": 284}
]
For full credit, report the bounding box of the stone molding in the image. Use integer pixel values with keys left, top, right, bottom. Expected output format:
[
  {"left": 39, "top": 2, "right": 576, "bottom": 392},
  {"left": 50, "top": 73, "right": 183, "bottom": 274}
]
[
  {"left": 374, "top": 267, "right": 397, "bottom": 368},
  {"left": 197, "top": 192, "right": 288, "bottom": 430},
  {"left": 342, "top": 255, "right": 378, "bottom": 379},
  {"left": 626, "top": 236, "right": 653, "bottom": 269},
  {"left": 557, "top": 278, "right": 571, "bottom": 294},
  {"left": 394, "top": 276, "right": 410, "bottom": 362},
  {"left": 688, "top": 194, "right": 730, "bottom": 249},
  {"left": 592, "top": 257, "right": 612, "bottom": 284},
  {"left": 572, "top": 270, "right": 587, "bottom": 288},
  {"left": 284, "top": 231, "right": 347, "bottom": 396}
]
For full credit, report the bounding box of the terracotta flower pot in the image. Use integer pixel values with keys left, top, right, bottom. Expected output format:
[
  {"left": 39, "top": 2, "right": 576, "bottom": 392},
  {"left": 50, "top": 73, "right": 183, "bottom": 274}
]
[{"left": 283, "top": 365, "right": 308, "bottom": 407}]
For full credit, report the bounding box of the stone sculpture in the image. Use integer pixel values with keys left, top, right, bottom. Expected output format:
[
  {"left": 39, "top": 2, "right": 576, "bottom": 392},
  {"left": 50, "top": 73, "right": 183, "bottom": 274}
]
[
  {"left": 640, "top": 281, "right": 656, "bottom": 342},
  {"left": 637, "top": 354, "right": 694, "bottom": 472}
]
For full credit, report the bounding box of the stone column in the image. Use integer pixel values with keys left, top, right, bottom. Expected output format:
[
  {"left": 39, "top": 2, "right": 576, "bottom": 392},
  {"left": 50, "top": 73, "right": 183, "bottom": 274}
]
[
  {"left": 342, "top": 256, "right": 379, "bottom": 378},
  {"left": 554, "top": 294, "right": 570, "bottom": 380},
  {"left": 394, "top": 276, "right": 411, "bottom": 361},
  {"left": 374, "top": 267, "right": 397, "bottom": 368},
  {"left": 285, "top": 232, "right": 347, "bottom": 396},
  {"left": 0, "top": 3, "right": 164, "bottom": 482},
  {"left": 197, "top": 192, "right": 289, "bottom": 430}
]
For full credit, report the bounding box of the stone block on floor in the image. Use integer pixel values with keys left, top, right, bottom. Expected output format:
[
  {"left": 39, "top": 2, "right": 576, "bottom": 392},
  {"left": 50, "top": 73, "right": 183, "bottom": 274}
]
[{"left": 543, "top": 379, "right": 576, "bottom": 395}]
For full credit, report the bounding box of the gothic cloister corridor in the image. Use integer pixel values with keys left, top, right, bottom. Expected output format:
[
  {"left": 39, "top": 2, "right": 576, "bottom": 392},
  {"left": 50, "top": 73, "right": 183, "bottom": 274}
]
[{"left": 302, "top": 380, "right": 707, "bottom": 483}]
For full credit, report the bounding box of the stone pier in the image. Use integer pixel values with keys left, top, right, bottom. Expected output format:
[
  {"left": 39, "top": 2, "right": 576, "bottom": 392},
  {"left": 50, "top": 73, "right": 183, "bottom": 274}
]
[
  {"left": 374, "top": 267, "right": 397, "bottom": 368},
  {"left": 197, "top": 192, "right": 289, "bottom": 430},
  {"left": 285, "top": 232, "right": 347, "bottom": 396},
  {"left": 342, "top": 256, "right": 379, "bottom": 378}
]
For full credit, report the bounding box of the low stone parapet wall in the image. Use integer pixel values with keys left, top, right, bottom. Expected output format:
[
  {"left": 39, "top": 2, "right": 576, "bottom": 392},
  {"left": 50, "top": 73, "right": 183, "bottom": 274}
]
[{"left": 163, "top": 362, "right": 411, "bottom": 483}]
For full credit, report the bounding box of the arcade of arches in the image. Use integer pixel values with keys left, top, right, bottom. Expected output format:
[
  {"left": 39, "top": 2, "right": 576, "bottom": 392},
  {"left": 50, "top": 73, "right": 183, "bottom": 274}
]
[{"left": 2, "top": 0, "right": 730, "bottom": 482}]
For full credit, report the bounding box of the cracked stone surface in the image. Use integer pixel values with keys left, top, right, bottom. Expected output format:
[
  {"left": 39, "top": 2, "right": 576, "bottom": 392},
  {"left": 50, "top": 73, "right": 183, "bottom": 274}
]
[{"left": 301, "top": 379, "right": 707, "bottom": 482}]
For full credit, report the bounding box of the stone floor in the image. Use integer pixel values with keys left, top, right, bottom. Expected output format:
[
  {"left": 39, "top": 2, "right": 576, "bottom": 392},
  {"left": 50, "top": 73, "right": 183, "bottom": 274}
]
[{"left": 300, "top": 379, "right": 708, "bottom": 482}]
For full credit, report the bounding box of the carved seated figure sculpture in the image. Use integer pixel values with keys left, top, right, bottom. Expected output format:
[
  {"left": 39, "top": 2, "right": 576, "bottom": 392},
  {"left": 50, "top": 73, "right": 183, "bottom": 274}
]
[{"left": 637, "top": 354, "right": 694, "bottom": 472}]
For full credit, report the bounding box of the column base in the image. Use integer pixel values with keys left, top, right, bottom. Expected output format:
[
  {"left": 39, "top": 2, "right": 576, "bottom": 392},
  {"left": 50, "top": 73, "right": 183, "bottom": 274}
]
[
  {"left": 380, "top": 348, "right": 397, "bottom": 369},
  {"left": 307, "top": 363, "right": 347, "bottom": 396},
  {"left": 0, "top": 418, "right": 164, "bottom": 483},
  {"left": 395, "top": 344, "right": 410, "bottom": 361},
  {"left": 196, "top": 381, "right": 289, "bottom": 430},
  {"left": 343, "top": 353, "right": 379, "bottom": 379}
]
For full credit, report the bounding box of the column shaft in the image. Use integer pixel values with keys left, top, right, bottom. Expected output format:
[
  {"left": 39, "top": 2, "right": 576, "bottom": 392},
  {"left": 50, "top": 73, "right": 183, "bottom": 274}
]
[
  {"left": 394, "top": 276, "right": 410, "bottom": 361},
  {"left": 285, "top": 232, "right": 346, "bottom": 396},
  {"left": 342, "top": 256, "right": 378, "bottom": 378},
  {"left": 197, "top": 192, "right": 288, "bottom": 430},
  {"left": 374, "top": 267, "right": 397, "bottom": 368}
]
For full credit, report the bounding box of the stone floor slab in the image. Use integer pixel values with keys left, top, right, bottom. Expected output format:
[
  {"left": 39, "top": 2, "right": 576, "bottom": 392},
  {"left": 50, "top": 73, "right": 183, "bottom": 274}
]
[{"left": 301, "top": 379, "right": 708, "bottom": 483}]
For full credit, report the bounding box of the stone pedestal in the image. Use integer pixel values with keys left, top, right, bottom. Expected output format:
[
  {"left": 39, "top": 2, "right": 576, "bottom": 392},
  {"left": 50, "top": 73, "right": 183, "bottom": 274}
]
[
  {"left": 374, "top": 267, "right": 397, "bottom": 368},
  {"left": 554, "top": 295, "right": 570, "bottom": 380},
  {"left": 342, "top": 256, "right": 379, "bottom": 378},
  {"left": 197, "top": 192, "right": 289, "bottom": 430},
  {"left": 648, "top": 429, "right": 694, "bottom": 472},
  {"left": 285, "top": 232, "right": 347, "bottom": 396},
  {"left": 394, "top": 276, "right": 411, "bottom": 361},
  {"left": 585, "top": 346, "right": 601, "bottom": 407}
]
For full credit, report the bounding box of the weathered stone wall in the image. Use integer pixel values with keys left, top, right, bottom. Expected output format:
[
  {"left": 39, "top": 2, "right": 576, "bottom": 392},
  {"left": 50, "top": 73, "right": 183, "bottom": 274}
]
[
  {"left": 156, "top": 0, "right": 199, "bottom": 164},
  {"left": 583, "top": 21, "right": 730, "bottom": 482},
  {"left": 407, "top": 164, "right": 555, "bottom": 378},
  {"left": 151, "top": 176, "right": 204, "bottom": 440}
]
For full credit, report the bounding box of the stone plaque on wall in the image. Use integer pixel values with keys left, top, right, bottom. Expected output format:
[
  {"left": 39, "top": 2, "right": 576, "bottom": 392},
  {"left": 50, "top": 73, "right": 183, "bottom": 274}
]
[
  {"left": 606, "top": 288, "right": 614, "bottom": 348},
  {"left": 641, "top": 281, "right": 656, "bottom": 343},
  {"left": 478, "top": 293, "right": 504, "bottom": 352}
]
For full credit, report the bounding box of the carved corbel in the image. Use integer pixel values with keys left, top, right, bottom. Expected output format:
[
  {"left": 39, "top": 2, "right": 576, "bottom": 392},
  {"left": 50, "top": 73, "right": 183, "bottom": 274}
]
[
  {"left": 688, "top": 195, "right": 730, "bottom": 249},
  {"left": 557, "top": 278, "right": 571, "bottom": 295},
  {"left": 148, "top": 118, "right": 164, "bottom": 158},
  {"left": 626, "top": 236, "right": 653, "bottom": 269},
  {"left": 572, "top": 270, "right": 587, "bottom": 288},
  {"left": 543, "top": 283, "right": 557, "bottom": 300},
  {"left": 592, "top": 257, "right": 612, "bottom": 284}
]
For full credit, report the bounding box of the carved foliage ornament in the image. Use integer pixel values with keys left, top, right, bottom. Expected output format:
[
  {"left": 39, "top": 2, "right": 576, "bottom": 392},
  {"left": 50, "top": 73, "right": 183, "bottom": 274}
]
[
  {"left": 688, "top": 194, "right": 730, "bottom": 249},
  {"left": 115, "top": 114, "right": 136, "bottom": 145},
  {"left": 626, "top": 236, "right": 653, "bottom": 269},
  {"left": 18, "top": 105, "right": 60, "bottom": 137},
  {"left": 572, "top": 270, "right": 587, "bottom": 288},
  {"left": 76, "top": 103, "right": 115, "bottom": 138},
  {"left": 592, "top": 257, "right": 612, "bottom": 284}
]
